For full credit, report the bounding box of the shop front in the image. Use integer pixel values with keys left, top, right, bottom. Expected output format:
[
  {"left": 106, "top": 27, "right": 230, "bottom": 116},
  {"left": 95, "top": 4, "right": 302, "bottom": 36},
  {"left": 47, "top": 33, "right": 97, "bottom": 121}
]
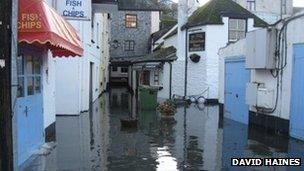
[{"left": 17, "top": 0, "right": 83, "bottom": 166}]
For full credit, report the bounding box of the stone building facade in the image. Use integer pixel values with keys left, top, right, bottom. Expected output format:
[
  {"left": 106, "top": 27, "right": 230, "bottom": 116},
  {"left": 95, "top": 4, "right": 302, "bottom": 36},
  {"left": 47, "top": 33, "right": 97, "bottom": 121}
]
[{"left": 109, "top": 11, "right": 154, "bottom": 58}]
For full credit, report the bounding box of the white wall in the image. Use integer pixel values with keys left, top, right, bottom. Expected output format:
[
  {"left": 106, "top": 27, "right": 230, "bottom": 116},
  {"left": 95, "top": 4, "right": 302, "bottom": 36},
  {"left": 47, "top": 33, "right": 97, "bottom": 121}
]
[
  {"left": 55, "top": 12, "right": 103, "bottom": 115},
  {"left": 233, "top": 0, "right": 293, "bottom": 24},
  {"left": 160, "top": 17, "right": 258, "bottom": 100},
  {"left": 151, "top": 11, "right": 160, "bottom": 34},
  {"left": 250, "top": 14, "right": 304, "bottom": 120},
  {"left": 43, "top": 51, "right": 56, "bottom": 128},
  {"left": 218, "top": 13, "right": 304, "bottom": 120},
  {"left": 158, "top": 63, "right": 171, "bottom": 99},
  {"left": 235, "top": 0, "right": 293, "bottom": 24},
  {"left": 153, "top": 25, "right": 177, "bottom": 50}
]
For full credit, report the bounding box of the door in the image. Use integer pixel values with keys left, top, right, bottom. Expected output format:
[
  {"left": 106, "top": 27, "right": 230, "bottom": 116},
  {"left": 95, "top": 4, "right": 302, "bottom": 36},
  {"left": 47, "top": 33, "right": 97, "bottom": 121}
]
[
  {"left": 224, "top": 58, "right": 250, "bottom": 124},
  {"left": 290, "top": 44, "right": 304, "bottom": 141},
  {"left": 16, "top": 53, "right": 44, "bottom": 165}
]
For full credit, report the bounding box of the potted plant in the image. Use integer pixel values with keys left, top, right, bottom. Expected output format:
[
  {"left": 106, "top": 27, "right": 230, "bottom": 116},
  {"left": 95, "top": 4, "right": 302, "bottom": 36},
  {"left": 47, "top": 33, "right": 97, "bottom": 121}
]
[{"left": 157, "top": 100, "right": 177, "bottom": 117}]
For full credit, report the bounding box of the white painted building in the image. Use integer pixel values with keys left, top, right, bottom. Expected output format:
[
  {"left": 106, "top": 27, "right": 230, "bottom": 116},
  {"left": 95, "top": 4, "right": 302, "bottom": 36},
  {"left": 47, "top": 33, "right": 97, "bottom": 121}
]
[
  {"left": 219, "top": 12, "right": 304, "bottom": 140},
  {"left": 233, "top": 0, "right": 294, "bottom": 24},
  {"left": 155, "top": 0, "right": 266, "bottom": 101},
  {"left": 54, "top": 0, "right": 111, "bottom": 115}
]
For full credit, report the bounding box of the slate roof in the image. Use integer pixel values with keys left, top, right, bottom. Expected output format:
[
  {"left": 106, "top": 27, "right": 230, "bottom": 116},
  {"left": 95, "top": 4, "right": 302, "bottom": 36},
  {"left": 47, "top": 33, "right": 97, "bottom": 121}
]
[
  {"left": 164, "top": 27, "right": 177, "bottom": 40},
  {"left": 111, "top": 46, "right": 177, "bottom": 64},
  {"left": 118, "top": 0, "right": 161, "bottom": 11},
  {"left": 294, "top": 7, "right": 304, "bottom": 14},
  {"left": 151, "top": 25, "right": 176, "bottom": 43},
  {"left": 185, "top": 0, "right": 268, "bottom": 28}
]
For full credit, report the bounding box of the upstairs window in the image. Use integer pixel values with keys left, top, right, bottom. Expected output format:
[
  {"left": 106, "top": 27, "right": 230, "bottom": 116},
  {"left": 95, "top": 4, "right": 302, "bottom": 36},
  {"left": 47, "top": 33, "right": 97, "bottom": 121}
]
[
  {"left": 247, "top": 0, "right": 256, "bottom": 11},
  {"left": 125, "top": 14, "right": 137, "bottom": 28},
  {"left": 229, "top": 19, "right": 246, "bottom": 43},
  {"left": 124, "top": 40, "right": 135, "bottom": 51}
]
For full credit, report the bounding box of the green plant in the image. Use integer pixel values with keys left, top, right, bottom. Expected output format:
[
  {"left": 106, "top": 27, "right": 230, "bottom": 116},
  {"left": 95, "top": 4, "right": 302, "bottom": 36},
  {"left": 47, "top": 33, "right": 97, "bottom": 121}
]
[{"left": 157, "top": 100, "right": 177, "bottom": 116}]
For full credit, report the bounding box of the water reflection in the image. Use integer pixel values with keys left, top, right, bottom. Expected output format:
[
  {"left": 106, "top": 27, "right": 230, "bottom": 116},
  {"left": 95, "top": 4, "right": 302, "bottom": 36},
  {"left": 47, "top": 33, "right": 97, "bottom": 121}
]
[{"left": 21, "top": 88, "right": 304, "bottom": 171}]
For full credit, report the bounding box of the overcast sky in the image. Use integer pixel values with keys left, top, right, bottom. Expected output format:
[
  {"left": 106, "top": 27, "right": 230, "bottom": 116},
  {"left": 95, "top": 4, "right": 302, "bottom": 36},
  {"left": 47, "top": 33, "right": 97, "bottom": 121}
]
[{"left": 172, "top": 0, "right": 304, "bottom": 7}]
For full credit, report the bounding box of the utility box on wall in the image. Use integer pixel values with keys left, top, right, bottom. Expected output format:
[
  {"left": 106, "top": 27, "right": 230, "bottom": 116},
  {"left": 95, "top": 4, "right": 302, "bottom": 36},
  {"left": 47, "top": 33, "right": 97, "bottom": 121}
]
[
  {"left": 246, "top": 83, "right": 258, "bottom": 106},
  {"left": 246, "top": 28, "right": 276, "bottom": 69},
  {"left": 246, "top": 83, "right": 275, "bottom": 109}
]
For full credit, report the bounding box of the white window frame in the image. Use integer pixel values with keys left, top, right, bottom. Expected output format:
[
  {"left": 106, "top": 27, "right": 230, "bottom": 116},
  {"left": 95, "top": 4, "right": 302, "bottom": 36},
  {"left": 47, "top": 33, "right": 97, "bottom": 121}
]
[
  {"left": 228, "top": 18, "right": 246, "bottom": 43},
  {"left": 247, "top": 0, "right": 256, "bottom": 11}
]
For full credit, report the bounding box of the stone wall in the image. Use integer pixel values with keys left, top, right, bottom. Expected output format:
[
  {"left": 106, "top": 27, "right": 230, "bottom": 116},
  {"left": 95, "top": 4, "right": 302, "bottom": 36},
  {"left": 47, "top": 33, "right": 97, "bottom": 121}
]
[{"left": 109, "top": 11, "right": 152, "bottom": 58}]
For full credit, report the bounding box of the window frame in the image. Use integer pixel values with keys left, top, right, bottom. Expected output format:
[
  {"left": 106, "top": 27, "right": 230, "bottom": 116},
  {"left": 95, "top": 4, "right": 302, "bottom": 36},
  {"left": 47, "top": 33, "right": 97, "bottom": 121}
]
[
  {"left": 17, "top": 54, "right": 42, "bottom": 98},
  {"left": 247, "top": 0, "right": 256, "bottom": 11},
  {"left": 124, "top": 40, "right": 135, "bottom": 51},
  {"left": 228, "top": 18, "right": 247, "bottom": 43},
  {"left": 125, "top": 14, "right": 138, "bottom": 28}
]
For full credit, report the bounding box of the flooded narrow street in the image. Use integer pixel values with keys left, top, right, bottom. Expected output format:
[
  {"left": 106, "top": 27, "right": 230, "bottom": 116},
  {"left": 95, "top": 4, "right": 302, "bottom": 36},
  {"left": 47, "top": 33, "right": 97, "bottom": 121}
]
[{"left": 21, "top": 88, "right": 304, "bottom": 171}]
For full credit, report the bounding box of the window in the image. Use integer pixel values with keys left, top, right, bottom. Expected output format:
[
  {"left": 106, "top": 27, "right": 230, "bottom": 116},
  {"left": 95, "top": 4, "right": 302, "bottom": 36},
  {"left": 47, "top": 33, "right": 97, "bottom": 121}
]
[
  {"left": 189, "top": 32, "right": 205, "bottom": 52},
  {"left": 17, "top": 55, "right": 42, "bottom": 98},
  {"left": 121, "top": 67, "right": 128, "bottom": 73},
  {"left": 124, "top": 40, "right": 135, "bottom": 51},
  {"left": 125, "top": 14, "right": 137, "bottom": 28},
  {"left": 112, "top": 66, "right": 118, "bottom": 72},
  {"left": 154, "top": 71, "right": 159, "bottom": 85},
  {"left": 247, "top": 0, "right": 256, "bottom": 11},
  {"left": 229, "top": 19, "right": 246, "bottom": 42}
]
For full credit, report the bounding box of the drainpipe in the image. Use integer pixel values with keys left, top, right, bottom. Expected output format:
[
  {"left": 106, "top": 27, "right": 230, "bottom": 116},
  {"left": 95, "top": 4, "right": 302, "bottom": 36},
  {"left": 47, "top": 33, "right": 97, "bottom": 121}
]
[
  {"left": 169, "top": 62, "right": 173, "bottom": 99},
  {"left": 184, "top": 28, "right": 188, "bottom": 98}
]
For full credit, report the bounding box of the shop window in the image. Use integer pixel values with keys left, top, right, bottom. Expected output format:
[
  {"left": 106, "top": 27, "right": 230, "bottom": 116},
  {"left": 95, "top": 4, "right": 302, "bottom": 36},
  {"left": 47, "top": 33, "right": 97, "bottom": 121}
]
[
  {"left": 121, "top": 67, "right": 128, "bottom": 73},
  {"left": 124, "top": 40, "right": 135, "bottom": 51},
  {"left": 125, "top": 14, "right": 137, "bottom": 28},
  {"left": 189, "top": 32, "right": 205, "bottom": 52},
  {"left": 27, "top": 77, "right": 34, "bottom": 96},
  {"left": 17, "top": 55, "right": 42, "bottom": 98},
  {"left": 229, "top": 19, "right": 246, "bottom": 43},
  {"left": 17, "top": 77, "right": 25, "bottom": 98}
]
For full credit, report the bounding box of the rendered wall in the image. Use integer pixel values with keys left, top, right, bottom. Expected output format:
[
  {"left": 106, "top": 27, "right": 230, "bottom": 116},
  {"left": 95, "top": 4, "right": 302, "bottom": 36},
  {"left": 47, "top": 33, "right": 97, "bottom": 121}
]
[
  {"left": 233, "top": 0, "right": 293, "bottom": 24},
  {"left": 218, "top": 13, "right": 304, "bottom": 120},
  {"left": 43, "top": 51, "right": 56, "bottom": 128},
  {"left": 55, "top": 12, "right": 102, "bottom": 115}
]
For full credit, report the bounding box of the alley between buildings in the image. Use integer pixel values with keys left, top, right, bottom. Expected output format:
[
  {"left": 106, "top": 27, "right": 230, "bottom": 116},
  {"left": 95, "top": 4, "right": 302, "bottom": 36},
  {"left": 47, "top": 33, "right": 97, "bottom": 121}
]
[{"left": 20, "top": 88, "right": 304, "bottom": 171}]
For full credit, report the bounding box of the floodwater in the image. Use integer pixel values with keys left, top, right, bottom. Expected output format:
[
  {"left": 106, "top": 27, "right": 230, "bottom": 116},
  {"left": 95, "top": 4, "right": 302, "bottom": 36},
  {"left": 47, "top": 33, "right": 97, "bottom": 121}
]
[{"left": 21, "top": 88, "right": 304, "bottom": 171}]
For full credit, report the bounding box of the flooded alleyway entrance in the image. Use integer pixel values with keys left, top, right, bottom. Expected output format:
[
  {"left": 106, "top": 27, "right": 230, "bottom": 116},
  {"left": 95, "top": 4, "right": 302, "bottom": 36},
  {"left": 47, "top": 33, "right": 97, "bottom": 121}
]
[{"left": 21, "top": 88, "right": 304, "bottom": 171}]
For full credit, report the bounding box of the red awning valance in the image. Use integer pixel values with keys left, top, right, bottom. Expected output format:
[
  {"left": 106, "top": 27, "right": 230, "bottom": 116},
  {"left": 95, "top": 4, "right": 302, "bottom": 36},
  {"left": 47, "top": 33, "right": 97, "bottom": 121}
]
[{"left": 18, "top": 0, "right": 84, "bottom": 57}]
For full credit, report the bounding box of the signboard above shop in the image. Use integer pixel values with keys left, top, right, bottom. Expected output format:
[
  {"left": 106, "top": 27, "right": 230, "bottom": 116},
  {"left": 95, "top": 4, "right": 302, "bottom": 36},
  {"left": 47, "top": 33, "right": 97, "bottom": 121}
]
[{"left": 57, "top": 0, "right": 91, "bottom": 20}]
